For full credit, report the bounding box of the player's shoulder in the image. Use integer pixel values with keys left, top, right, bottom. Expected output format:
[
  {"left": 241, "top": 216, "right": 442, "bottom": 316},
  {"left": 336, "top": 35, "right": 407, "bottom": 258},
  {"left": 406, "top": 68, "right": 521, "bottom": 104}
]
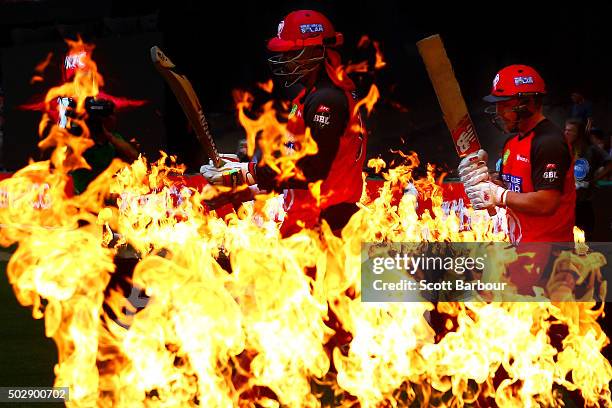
[
  {"left": 304, "top": 81, "right": 348, "bottom": 113},
  {"left": 532, "top": 119, "right": 563, "bottom": 141},
  {"left": 531, "top": 119, "right": 567, "bottom": 150}
]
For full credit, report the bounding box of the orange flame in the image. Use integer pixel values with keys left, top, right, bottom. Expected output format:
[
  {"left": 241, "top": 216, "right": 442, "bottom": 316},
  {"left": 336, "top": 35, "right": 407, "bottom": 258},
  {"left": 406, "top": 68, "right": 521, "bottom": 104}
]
[
  {"left": 0, "top": 39, "right": 609, "bottom": 408},
  {"left": 344, "top": 35, "right": 386, "bottom": 74},
  {"left": 36, "top": 37, "right": 105, "bottom": 173},
  {"left": 233, "top": 89, "right": 318, "bottom": 183},
  {"left": 30, "top": 51, "right": 54, "bottom": 84},
  {"left": 373, "top": 40, "right": 386, "bottom": 70},
  {"left": 357, "top": 35, "right": 371, "bottom": 48},
  {"left": 345, "top": 61, "right": 369, "bottom": 74},
  {"left": 257, "top": 79, "right": 274, "bottom": 93}
]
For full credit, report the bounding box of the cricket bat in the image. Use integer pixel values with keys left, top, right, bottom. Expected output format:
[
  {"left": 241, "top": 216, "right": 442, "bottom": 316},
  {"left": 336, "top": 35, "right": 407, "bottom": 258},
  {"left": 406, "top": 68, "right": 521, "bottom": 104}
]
[
  {"left": 150, "top": 46, "right": 222, "bottom": 168},
  {"left": 417, "top": 34, "right": 496, "bottom": 215}
]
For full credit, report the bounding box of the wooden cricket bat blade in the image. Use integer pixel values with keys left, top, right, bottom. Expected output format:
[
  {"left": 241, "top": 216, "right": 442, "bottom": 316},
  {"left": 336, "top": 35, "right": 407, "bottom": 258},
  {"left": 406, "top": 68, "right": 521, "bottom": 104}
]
[
  {"left": 150, "top": 46, "right": 223, "bottom": 168},
  {"left": 416, "top": 35, "right": 481, "bottom": 158},
  {"left": 417, "top": 35, "right": 496, "bottom": 216}
]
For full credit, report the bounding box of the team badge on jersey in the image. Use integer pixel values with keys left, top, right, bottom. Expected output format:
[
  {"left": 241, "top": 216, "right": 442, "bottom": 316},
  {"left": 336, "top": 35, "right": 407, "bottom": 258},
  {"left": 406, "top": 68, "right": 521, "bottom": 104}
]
[
  {"left": 543, "top": 163, "right": 558, "bottom": 181},
  {"left": 313, "top": 106, "right": 330, "bottom": 127}
]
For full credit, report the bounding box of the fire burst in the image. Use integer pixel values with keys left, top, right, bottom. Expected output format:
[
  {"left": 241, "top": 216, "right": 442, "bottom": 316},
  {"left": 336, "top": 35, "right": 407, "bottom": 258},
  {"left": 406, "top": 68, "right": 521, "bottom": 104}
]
[{"left": 0, "top": 39, "right": 610, "bottom": 408}]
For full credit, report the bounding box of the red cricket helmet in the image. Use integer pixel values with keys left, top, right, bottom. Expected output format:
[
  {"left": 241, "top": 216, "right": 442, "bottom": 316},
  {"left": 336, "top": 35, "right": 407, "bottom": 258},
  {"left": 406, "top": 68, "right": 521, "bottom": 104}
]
[
  {"left": 484, "top": 64, "right": 546, "bottom": 103},
  {"left": 267, "top": 10, "right": 343, "bottom": 52}
]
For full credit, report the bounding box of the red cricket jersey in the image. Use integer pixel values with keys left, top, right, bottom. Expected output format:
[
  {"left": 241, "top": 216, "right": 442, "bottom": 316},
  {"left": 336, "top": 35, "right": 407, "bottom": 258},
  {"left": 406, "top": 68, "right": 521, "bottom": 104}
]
[
  {"left": 499, "top": 119, "right": 575, "bottom": 243},
  {"left": 271, "top": 81, "right": 366, "bottom": 236}
]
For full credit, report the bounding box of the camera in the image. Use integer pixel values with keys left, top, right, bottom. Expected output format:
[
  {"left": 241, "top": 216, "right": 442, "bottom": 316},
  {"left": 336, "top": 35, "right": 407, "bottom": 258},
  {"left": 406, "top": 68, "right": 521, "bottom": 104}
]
[
  {"left": 84, "top": 96, "right": 115, "bottom": 120},
  {"left": 58, "top": 96, "right": 115, "bottom": 136}
]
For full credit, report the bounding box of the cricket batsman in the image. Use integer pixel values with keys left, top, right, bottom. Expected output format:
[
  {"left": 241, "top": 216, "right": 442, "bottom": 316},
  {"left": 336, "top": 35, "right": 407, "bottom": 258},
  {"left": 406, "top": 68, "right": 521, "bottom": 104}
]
[
  {"left": 200, "top": 10, "right": 367, "bottom": 236},
  {"left": 459, "top": 65, "right": 576, "bottom": 243}
]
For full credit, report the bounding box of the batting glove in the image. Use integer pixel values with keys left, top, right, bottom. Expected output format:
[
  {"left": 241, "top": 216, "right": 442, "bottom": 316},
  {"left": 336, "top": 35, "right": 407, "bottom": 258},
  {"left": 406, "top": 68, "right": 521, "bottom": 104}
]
[
  {"left": 200, "top": 154, "right": 256, "bottom": 188},
  {"left": 465, "top": 181, "right": 508, "bottom": 210},
  {"left": 458, "top": 149, "right": 490, "bottom": 188}
]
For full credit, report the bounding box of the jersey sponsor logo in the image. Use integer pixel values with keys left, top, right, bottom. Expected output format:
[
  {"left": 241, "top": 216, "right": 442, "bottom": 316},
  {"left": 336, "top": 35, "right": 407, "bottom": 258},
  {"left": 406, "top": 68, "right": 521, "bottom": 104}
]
[
  {"left": 543, "top": 163, "right": 558, "bottom": 182},
  {"left": 516, "top": 154, "right": 529, "bottom": 163},
  {"left": 316, "top": 104, "right": 330, "bottom": 113},
  {"left": 514, "top": 76, "right": 534, "bottom": 86},
  {"left": 300, "top": 23, "right": 324, "bottom": 34},
  {"left": 574, "top": 158, "right": 589, "bottom": 181},
  {"left": 501, "top": 173, "right": 523, "bottom": 192},
  {"left": 502, "top": 149, "right": 510, "bottom": 165}
]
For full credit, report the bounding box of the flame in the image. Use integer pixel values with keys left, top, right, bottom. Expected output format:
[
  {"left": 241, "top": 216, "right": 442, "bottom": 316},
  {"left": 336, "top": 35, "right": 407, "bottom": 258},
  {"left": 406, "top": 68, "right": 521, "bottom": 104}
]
[
  {"left": 373, "top": 40, "right": 386, "bottom": 70},
  {"left": 20, "top": 39, "right": 146, "bottom": 115},
  {"left": 33, "top": 37, "right": 106, "bottom": 173},
  {"left": 344, "top": 35, "right": 387, "bottom": 75},
  {"left": 345, "top": 61, "right": 370, "bottom": 74},
  {"left": 257, "top": 79, "right": 274, "bottom": 93},
  {"left": 30, "top": 51, "right": 54, "bottom": 84},
  {"left": 357, "top": 35, "right": 371, "bottom": 49},
  {"left": 0, "top": 39, "right": 610, "bottom": 408},
  {"left": 233, "top": 89, "right": 318, "bottom": 183},
  {"left": 354, "top": 84, "right": 380, "bottom": 117}
]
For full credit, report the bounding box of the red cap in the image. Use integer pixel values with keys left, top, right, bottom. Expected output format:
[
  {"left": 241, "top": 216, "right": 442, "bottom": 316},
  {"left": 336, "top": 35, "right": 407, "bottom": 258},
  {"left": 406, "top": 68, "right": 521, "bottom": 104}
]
[
  {"left": 484, "top": 64, "right": 546, "bottom": 102},
  {"left": 267, "top": 10, "right": 343, "bottom": 52}
]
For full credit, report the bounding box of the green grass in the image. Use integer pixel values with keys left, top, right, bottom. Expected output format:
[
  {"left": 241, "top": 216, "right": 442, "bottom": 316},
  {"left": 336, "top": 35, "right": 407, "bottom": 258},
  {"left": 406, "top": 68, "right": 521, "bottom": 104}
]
[{"left": 0, "top": 248, "right": 64, "bottom": 407}]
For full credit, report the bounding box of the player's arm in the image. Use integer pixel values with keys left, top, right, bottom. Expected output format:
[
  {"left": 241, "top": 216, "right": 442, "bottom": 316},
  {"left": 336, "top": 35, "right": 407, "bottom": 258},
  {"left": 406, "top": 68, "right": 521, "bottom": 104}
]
[
  {"left": 256, "top": 89, "right": 348, "bottom": 191},
  {"left": 505, "top": 133, "right": 570, "bottom": 216},
  {"left": 505, "top": 189, "right": 561, "bottom": 216}
]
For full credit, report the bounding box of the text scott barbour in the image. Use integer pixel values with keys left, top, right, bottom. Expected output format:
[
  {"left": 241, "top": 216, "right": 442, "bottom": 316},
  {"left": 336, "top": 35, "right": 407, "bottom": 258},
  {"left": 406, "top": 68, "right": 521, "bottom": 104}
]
[{"left": 371, "top": 279, "right": 508, "bottom": 292}]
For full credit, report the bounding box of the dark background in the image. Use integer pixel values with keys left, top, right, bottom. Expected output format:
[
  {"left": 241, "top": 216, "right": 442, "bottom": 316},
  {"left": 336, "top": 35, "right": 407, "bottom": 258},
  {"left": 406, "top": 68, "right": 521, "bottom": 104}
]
[
  {"left": 1, "top": 0, "right": 612, "bottom": 173},
  {"left": 0, "top": 0, "right": 610, "bottom": 397}
]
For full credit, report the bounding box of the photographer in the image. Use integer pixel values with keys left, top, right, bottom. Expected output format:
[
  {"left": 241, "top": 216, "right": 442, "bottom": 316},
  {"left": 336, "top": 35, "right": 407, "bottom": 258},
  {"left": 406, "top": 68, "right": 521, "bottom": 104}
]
[{"left": 70, "top": 97, "right": 139, "bottom": 194}]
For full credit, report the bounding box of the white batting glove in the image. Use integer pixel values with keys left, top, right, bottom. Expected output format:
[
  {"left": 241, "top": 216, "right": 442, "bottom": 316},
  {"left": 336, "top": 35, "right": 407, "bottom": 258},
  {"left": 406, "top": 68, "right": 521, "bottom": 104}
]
[
  {"left": 458, "top": 149, "right": 490, "bottom": 188},
  {"left": 200, "top": 154, "right": 256, "bottom": 188},
  {"left": 465, "top": 181, "right": 508, "bottom": 210}
]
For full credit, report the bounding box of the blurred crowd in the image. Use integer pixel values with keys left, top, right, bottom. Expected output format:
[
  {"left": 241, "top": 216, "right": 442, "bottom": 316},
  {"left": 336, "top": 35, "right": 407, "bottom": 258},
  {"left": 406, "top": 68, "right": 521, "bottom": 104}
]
[{"left": 564, "top": 91, "right": 612, "bottom": 239}]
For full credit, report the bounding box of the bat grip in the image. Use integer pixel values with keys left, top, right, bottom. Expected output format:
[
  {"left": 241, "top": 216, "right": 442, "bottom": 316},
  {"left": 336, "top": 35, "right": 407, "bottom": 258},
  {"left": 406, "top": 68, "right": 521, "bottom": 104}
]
[{"left": 487, "top": 207, "right": 497, "bottom": 216}]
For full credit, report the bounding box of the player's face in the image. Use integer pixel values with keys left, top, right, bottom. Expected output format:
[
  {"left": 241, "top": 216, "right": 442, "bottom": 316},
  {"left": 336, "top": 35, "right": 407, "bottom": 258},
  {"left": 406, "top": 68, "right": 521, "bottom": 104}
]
[
  {"left": 279, "top": 49, "right": 305, "bottom": 74},
  {"left": 495, "top": 99, "right": 521, "bottom": 132}
]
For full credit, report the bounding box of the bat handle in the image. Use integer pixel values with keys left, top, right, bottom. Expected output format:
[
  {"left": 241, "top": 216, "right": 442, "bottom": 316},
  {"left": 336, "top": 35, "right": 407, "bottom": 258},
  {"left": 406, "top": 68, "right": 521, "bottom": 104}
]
[{"left": 487, "top": 207, "right": 497, "bottom": 216}]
